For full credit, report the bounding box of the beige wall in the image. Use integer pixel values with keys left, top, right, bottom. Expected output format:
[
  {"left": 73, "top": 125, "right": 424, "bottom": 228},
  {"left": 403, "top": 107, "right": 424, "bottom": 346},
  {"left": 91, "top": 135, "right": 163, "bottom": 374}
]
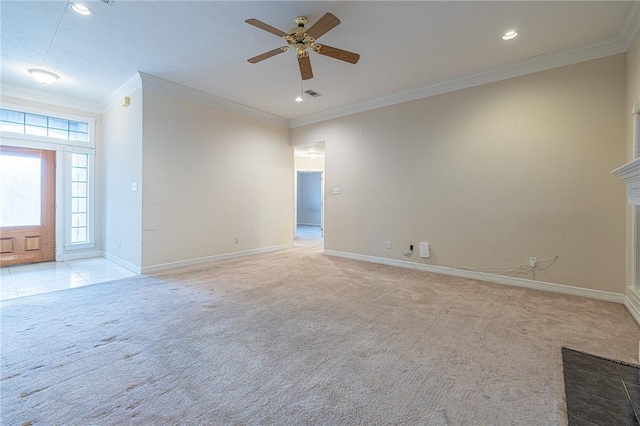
[
  {"left": 141, "top": 88, "right": 293, "bottom": 268},
  {"left": 628, "top": 32, "right": 640, "bottom": 162},
  {"left": 295, "top": 156, "right": 325, "bottom": 172},
  {"left": 292, "top": 54, "right": 627, "bottom": 293},
  {"left": 626, "top": 31, "right": 640, "bottom": 293},
  {"left": 102, "top": 88, "right": 144, "bottom": 269}
]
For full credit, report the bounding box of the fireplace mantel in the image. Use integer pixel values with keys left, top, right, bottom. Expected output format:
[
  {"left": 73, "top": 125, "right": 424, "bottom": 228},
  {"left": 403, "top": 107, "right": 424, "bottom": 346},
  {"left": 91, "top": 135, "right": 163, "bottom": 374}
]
[{"left": 612, "top": 157, "right": 640, "bottom": 205}]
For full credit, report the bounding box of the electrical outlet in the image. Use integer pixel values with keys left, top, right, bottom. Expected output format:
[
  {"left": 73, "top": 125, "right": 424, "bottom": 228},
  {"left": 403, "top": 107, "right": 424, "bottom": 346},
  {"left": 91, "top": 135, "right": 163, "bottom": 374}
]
[
  {"left": 386, "top": 241, "right": 392, "bottom": 249},
  {"left": 529, "top": 257, "right": 538, "bottom": 268}
]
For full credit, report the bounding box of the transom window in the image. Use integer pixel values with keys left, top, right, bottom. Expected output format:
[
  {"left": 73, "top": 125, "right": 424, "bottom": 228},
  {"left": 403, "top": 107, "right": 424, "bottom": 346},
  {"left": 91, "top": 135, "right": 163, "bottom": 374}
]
[{"left": 0, "top": 108, "right": 89, "bottom": 142}]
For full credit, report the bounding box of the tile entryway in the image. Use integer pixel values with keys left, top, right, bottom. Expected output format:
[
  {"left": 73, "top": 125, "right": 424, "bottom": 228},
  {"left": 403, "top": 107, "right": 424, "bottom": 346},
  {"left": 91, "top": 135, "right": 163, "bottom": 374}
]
[{"left": 0, "top": 257, "right": 137, "bottom": 301}]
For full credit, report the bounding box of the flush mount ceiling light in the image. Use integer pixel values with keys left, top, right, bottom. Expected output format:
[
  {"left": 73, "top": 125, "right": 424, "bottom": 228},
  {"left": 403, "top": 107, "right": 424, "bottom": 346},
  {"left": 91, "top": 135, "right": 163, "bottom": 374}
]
[
  {"left": 71, "top": 3, "right": 93, "bottom": 16},
  {"left": 28, "top": 69, "right": 60, "bottom": 85},
  {"left": 294, "top": 95, "right": 304, "bottom": 102},
  {"left": 307, "top": 148, "right": 320, "bottom": 158},
  {"left": 502, "top": 30, "right": 518, "bottom": 41}
]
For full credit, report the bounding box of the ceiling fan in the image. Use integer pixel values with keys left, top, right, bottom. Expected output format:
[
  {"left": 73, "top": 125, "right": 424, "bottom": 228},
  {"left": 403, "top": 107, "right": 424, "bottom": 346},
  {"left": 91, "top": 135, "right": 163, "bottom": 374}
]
[{"left": 245, "top": 13, "right": 360, "bottom": 80}]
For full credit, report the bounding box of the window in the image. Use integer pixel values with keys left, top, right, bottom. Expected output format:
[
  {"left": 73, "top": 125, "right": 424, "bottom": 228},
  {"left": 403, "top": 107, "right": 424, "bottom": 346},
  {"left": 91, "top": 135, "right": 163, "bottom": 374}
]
[
  {"left": 0, "top": 108, "right": 89, "bottom": 142},
  {"left": 0, "top": 154, "right": 41, "bottom": 227},
  {"left": 70, "top": 153, "right": 89, "bottom": 243},
  {"left": 0, "top": 105, "right": 96, "bottom": 255}
]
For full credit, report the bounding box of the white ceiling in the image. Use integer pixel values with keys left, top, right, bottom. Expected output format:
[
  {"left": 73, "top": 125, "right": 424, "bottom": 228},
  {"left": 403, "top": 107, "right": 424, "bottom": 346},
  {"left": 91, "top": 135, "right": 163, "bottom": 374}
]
[{"left": 1, "top": 1, "right": 637, "bottom": 122}]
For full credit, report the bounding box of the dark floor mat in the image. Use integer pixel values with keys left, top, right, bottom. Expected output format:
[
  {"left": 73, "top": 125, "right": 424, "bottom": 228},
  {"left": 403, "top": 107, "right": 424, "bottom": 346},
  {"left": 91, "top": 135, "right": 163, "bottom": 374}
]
[{"left": 563, "top": 347, "right": 640, "bottom": 425}]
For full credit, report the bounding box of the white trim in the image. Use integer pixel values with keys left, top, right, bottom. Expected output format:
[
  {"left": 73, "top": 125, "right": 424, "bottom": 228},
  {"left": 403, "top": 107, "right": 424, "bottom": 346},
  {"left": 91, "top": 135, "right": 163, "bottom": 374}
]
[
  {"left": 0, "top": 85, "right": 103, "bottom": 114},
  {"left": 633, "top": 207, "right": 638, "bottom": 297},
  {"left": 63, "top": 242, "right": 96, "bottom": 251},
  {"left": 622, "top": 1, "right": 640, "bottom": 51},
  {"left": 625, "top": 287, "right": 640, "bottom": 326},
  {"left": 103, "top": 252, "right": 142, "bottom": 274},
  {"left": 60, "top": 249, "right": 104, "bottom": 262},
  {"left": 138, "top": 72, "right": 289, "bottom": 128},
  {"left": 55, "top": 150, "right": 64, "bottom": 261},
  {"left": 100, "top": 73, "right": 142, "bottom": 112},
  {"left": 324, "top": 250, "right": 625, "bottom": 304},
  {"left": 290, "top": 39, "right": 625, "bottom": 128},
  {"left": 612, "top": 157, "right": 640, "bottom": 184},
  {"left": 0, "top": 137, "right": 67, "bottom": 152},
  {"left": 141, "top": 244, "right": 292, "bottom": 274}
]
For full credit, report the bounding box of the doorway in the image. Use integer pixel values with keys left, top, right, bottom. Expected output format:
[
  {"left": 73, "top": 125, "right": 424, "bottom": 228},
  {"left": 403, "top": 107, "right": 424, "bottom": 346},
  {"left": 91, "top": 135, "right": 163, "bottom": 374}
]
[
  {"left": 0, "top": 146, "right": 56, "bottom": 266},
  {"left": 296, "top": 171, "right": 323, "bottom": 241}
]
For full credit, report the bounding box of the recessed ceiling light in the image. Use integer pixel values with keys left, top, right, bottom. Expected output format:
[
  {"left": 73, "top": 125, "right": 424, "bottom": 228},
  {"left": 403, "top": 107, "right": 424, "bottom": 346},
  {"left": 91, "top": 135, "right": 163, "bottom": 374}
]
[
  {"left": 502, "top": 30, "right": 518, "bottom": 41},
  {"left": 71, "top": 3, "right": 93, "bottom": 16},
  {"left": 294, "top": 96, "right": 303, "bottom": 102},
  {"left": 28, "top": 69, "right": 60, "bottom": 85}
]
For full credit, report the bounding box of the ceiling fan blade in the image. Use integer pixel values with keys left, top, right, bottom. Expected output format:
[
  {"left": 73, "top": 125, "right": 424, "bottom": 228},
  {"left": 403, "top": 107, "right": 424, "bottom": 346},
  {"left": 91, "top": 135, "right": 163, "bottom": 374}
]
[
  {"left": 315, "top": 44, "right": 360, "bottom": 64},
  {"left": 247, "top": 47, "right": 288, "bottom": 64},
  {"left": 245, "top": 18, "right": 288, "bottom": 38},
  {"left": 305, "top": 12, "right": 340, "bottom": 40},
  {"left": 298, "top": 54, "right": 314, "bottom": 80}
]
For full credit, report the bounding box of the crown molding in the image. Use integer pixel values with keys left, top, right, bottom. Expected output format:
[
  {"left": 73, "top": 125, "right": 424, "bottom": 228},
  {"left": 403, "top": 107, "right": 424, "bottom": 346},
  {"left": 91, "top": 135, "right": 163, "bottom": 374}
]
[
  {"left": 621, "top": 1, "right": 640, "bottom": 51},
  {"left": 99, "top": 73, "right": 142, "bottom": 113},
  {"left": 0, "top": 84, "right": 103, "bottom": 114},
  {"left": 289, "top": 37, "right": 627, "bottom": 128},
  {"left": 137, "top": 72, "right": 289, "bottom": 128},
  {"left": 5, "top": 2, "right": 639, "bottom": 130}
]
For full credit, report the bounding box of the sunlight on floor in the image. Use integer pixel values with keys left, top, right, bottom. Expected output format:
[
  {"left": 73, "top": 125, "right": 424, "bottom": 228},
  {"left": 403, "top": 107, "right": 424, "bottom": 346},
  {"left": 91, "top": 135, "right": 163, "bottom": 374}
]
[
  {"left": 0, "top": 257, "right": 137, "bottom": 301},
  {"left": 294, "top": 225, "right": 323, "bottom": 249}
]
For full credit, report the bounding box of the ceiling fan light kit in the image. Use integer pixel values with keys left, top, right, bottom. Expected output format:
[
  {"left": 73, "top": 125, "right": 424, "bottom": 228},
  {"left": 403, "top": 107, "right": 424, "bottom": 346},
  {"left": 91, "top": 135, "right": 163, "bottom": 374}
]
[{"left": 246, "top": 13, "right": 360, "bottom": 81}]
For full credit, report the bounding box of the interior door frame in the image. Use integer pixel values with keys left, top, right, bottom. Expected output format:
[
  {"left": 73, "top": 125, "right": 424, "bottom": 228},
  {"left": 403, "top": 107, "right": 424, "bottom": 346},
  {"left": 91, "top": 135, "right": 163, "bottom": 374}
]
[{"left": 294, "top": 170, "right": 324, "bottom": 236}]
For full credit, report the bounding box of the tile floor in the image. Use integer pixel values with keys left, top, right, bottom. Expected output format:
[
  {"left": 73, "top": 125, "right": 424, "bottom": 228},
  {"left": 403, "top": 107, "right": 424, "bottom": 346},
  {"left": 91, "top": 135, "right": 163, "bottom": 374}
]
[
  {"left": 0, "top": 257, "right": 137, "bottom": 301},
  {"left": 563, "top": 347, "right": 640, "bottom": 425}
]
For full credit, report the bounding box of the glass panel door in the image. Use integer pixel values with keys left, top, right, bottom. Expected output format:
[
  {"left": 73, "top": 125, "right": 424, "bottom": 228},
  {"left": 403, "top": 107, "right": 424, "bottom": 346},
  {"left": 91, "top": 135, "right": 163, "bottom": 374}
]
[
  {"left": 0, "top": 146, "right": 55, "bottom": 266},
  {"left": 0, "top": 154, "right": 42, "bottom": 227}
]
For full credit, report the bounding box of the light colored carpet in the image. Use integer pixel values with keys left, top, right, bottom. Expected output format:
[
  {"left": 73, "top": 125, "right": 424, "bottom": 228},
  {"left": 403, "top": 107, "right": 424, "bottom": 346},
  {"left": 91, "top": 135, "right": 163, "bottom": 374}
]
[{"left": 1, "top": 243, "right": 638, "bottom": 425}]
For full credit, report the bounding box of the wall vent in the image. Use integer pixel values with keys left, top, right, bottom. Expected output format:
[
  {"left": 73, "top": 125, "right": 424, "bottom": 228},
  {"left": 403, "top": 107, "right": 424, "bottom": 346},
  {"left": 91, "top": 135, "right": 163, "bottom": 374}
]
[
  {"left": 304, "top": 89, "right": 323, "bottom": 97},
  {"left": 101, "top": 0, "right": 115, "bottom": 4}
]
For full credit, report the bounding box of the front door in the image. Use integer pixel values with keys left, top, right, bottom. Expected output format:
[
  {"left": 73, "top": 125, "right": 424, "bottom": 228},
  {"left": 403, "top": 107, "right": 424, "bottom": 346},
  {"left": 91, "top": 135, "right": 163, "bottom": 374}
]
[{"left": 0, "top": 146, "right": 55, "bottom": 266}]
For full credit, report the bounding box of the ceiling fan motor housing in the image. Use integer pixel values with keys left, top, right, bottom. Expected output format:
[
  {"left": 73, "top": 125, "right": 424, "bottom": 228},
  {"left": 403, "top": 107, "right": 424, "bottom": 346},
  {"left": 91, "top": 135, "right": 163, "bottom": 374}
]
[{"left": 287, "top": 16, "right": 316, "bottom": 56}]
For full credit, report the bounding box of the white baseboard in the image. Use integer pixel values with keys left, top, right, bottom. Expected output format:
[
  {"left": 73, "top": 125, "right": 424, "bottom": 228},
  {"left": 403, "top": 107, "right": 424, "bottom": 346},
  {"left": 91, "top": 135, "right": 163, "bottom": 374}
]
[
  {"left": 324, "top": 250, "right": 625, "bottom": 304},
  {"left": 103, "top": 252, "right": 142, "bottom": 274},
  {"left": 61, "top": 250, "right": 104, "bottom": 262},
  {"left": 625, "top": 288, "right": 640, "bottom": 326},
  {"left": 141, "top": 244, "right": 293, "bottom": 274}
]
